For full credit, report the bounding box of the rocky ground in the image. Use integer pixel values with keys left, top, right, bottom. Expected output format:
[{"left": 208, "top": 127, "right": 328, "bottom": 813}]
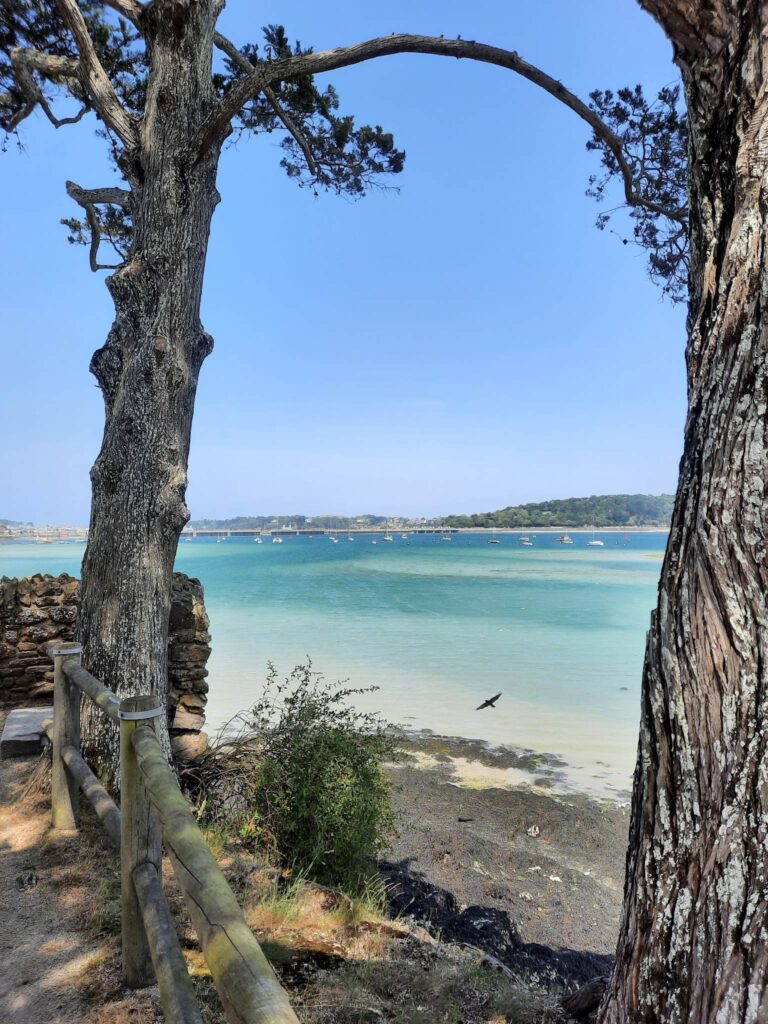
[{"left": 383, "top": 733, "right": 629, "bottom": 989}]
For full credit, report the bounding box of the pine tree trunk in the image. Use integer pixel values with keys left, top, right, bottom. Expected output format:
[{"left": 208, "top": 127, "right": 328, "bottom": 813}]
[
  {"left": 79, "top": 0, "right": 222, "bottom": 784},
  {"left": 601, "top": 5, "right": 768, "bottom": 1020}
]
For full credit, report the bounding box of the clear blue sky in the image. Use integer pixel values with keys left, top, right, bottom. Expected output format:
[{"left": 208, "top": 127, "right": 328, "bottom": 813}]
[{"left": 0, "top": 1, "right": 684, "bottom": 524}]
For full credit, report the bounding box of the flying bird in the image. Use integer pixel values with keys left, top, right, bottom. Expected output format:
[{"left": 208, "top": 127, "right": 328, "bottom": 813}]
[{"left": 476, "top": 692, "right": 502, "bottom": 710}]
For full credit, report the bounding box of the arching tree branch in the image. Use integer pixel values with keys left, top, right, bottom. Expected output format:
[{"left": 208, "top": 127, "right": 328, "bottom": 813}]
[
  {"left": 262, "top": 85, "right": 319, "bottom": 178},
  {"left": 5, "top": 47, "right": 82, "bottom": 131},
  {"left": 5, "top": 13, "right": 136, "bottom": 145},
  {"left": 214, "top": 31, "right": 319, "bottom": 178},
  {"left": 9, "top": 47, "right": 79, "bottom": 80},
  {"left": 42, "top": 103, "right": 88, "bottom": 128},
  {"left": 213, "top": 31, "right": 252, "bottom": 72},
  {"left": 54, "top": 0, "right": 137, "bottom": 145},
  {"left": 101, "top": 0, "right": 144, "bottom": 24},
  {"left": 65, "top": 179, "right": 131, "bottom": 271},
  {"left": 198, "top": 33, "right": 686, "bottom": 225}
]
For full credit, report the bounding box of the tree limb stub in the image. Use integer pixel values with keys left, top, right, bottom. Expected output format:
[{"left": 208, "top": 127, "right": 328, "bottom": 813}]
[
  {"left": 200, "top": 33, "right": 686, "bottom": 224},
  {"left": 66, "top": 180, "right": 131, "bottom": 271},
  {"left": 54, "top": 0, "right": 138, "bottom": 146},
  {"left": 66, "top": 181, "right": 132, "bottom": 208}
]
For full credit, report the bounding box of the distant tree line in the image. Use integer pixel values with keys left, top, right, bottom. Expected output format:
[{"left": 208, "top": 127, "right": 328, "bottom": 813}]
[
  {"left": 189, "top": 495, "right": 673, "bottom": 531},
  {"left": 440, "top": 493, "right": 674, "bottom": 528}
]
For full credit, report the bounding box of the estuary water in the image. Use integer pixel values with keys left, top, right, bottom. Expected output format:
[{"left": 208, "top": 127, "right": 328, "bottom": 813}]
[{"left": 0, "top": 531, "right": 667, "bottom": 799}]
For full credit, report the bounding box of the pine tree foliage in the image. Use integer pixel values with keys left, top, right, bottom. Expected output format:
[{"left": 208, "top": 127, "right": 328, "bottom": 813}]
[
  {"left": 1, "top": 2, "right": 688, "bottom": 298},
  {"left": 587, "top": 84, "right": 688, "bottom": 302},
  {"left": 1, "top": 5, "right": 406, "bottom": 253},
  {"left": 217, "top": 25, "right": 405, "bottom": 195}
]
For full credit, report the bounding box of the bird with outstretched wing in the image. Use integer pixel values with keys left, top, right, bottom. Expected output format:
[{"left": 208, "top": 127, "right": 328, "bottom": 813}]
[{"left": 476, "top": 692, "right": 502, "bottom": 710}]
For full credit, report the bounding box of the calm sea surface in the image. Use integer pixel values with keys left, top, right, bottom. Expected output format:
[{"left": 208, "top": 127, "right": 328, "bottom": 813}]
[{"left": 0, "top": 531, "right": 667, "bottom": 798}]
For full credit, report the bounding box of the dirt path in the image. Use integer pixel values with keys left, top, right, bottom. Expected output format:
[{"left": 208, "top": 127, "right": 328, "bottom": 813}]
[{"left": 0, "top": 716, "right": 98, "bottom": 1024}]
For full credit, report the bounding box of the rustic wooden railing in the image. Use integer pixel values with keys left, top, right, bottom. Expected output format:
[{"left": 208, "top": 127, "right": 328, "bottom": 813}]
[{"left": 46, "top": 642, "right": 299, "bottom": 1024}]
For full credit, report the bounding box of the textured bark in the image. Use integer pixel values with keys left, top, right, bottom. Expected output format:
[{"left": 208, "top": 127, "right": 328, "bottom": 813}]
[
  {"left": 79, "top": 0, "right": 222, "bottom": 781},
  {"left": 600, "top": 3, "right": 768, "bottom": 1021}
]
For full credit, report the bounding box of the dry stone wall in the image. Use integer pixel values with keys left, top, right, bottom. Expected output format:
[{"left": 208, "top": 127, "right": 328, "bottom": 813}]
[
  {"left": 0, "top": 572, "right": 210, "bottom": 762},
  {"left": 167, "top": 573, "right": 211, "bottom": 762}
]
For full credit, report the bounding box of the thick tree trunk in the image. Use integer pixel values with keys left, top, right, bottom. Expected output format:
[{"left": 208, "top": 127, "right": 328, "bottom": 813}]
[
  {"left": 601, "top": 5, "right": 768, "bottom": 1021},
  {"left": 79, "top": 0, "right": 222, "bottom": 783}
]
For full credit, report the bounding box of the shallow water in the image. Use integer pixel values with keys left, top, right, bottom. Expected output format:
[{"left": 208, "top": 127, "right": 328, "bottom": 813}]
[{"left": 1, "top": 531, "right": 666, "bottom": 798}]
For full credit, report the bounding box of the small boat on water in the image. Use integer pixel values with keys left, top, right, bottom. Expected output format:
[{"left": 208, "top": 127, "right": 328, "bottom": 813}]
[
  {"left": 347, "top": 535, "right": 355, "bottom": 542},
  {"left": 587, "top": 539, "right": 605, "bottom": 547},
  {"left": 272, "top": 536, "right": 283, "bottom": 544},
  {"left": 371, "top": 539, "right": 377, "bottom": 544},
  {"left": 489, "top": 529, "right": 500, "bottom": 544},
  {"left": 557, "top": 535, "right": 574, "bottom": 544},
  {"left": 521, "top": 539, "right": 534, "bottom": 547},
  {"left": 441, "top": 534, "right": 452, "bottom": 542},
  {"left": 254, "top": 537, "right": 263, "bottom": 544},
  {"left": 383, "top": 533, "right": 393, "bottom": 542},
  {"left": 401, "top": 533, "right": 409, "bottom": 539}
]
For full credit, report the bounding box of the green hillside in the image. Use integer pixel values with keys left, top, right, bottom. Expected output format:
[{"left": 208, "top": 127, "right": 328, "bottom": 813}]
[{"left": 440, "top": 493, "right": 674, "bottom": 529}]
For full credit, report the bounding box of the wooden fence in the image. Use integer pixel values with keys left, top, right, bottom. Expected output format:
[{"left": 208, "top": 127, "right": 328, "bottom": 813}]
[{"left": 46, "top": 642, "right": 299, "bottom": 1024}]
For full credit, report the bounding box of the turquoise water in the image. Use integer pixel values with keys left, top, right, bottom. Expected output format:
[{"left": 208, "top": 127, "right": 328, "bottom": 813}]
[{"left": 0, "top": 532, "right": 666, "bottom": 798}]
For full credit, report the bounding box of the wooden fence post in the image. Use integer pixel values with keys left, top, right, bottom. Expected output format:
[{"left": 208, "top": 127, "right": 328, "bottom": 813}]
[
  {"left": 50, "top": 642, "right": 82, "bottom": 831},
  {"left": 120, "top": 693, "right": 164, "bottom": 988}
]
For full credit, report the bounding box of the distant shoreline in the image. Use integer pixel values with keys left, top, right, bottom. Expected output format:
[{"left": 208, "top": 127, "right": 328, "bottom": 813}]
[
  {"left": 0, "top": 525, "right": 672, "bottom": 541},
  {"left": 444, "top": 526, "right": 670, "bottom": 534}
]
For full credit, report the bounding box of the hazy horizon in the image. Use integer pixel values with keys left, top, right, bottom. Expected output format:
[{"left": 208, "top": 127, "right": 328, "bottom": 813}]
[{"left": 3, "top": 489, "right": 676, "bottom": 527}]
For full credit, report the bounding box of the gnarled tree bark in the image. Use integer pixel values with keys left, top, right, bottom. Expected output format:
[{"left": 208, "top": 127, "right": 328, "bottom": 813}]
[
  {"left": 79, "top": 0, "right": 222, "bottom": 780},
  {"left": 600, "top": 3, "right": 768, "bottom": 1021}
]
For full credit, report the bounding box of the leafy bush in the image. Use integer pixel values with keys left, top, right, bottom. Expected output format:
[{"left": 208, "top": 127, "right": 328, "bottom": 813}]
[{"left": 192, "top": 661, "right": 396, "bottom": 894}]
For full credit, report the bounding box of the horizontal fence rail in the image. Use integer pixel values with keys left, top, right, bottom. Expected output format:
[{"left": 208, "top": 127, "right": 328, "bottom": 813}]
[
  {"left": 46, "top": 642, "right": 298, "bottom": 1024},
  {"left": 67, "top": 662, "right": 121, "bottom": 721},
  {"left": 132, "top": 726, "right": 299, "bottom": 1024},
  {"left": 42, "top": 716, "right": 121, "bottom": 846},
  {"left": 133, "top": 861, "right": 204, "bottom": 1024}
]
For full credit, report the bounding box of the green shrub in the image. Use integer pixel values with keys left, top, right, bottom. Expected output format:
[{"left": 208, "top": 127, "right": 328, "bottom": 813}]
[{"left": 194, "top": 661, "right": 396, "bottom": 894}]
